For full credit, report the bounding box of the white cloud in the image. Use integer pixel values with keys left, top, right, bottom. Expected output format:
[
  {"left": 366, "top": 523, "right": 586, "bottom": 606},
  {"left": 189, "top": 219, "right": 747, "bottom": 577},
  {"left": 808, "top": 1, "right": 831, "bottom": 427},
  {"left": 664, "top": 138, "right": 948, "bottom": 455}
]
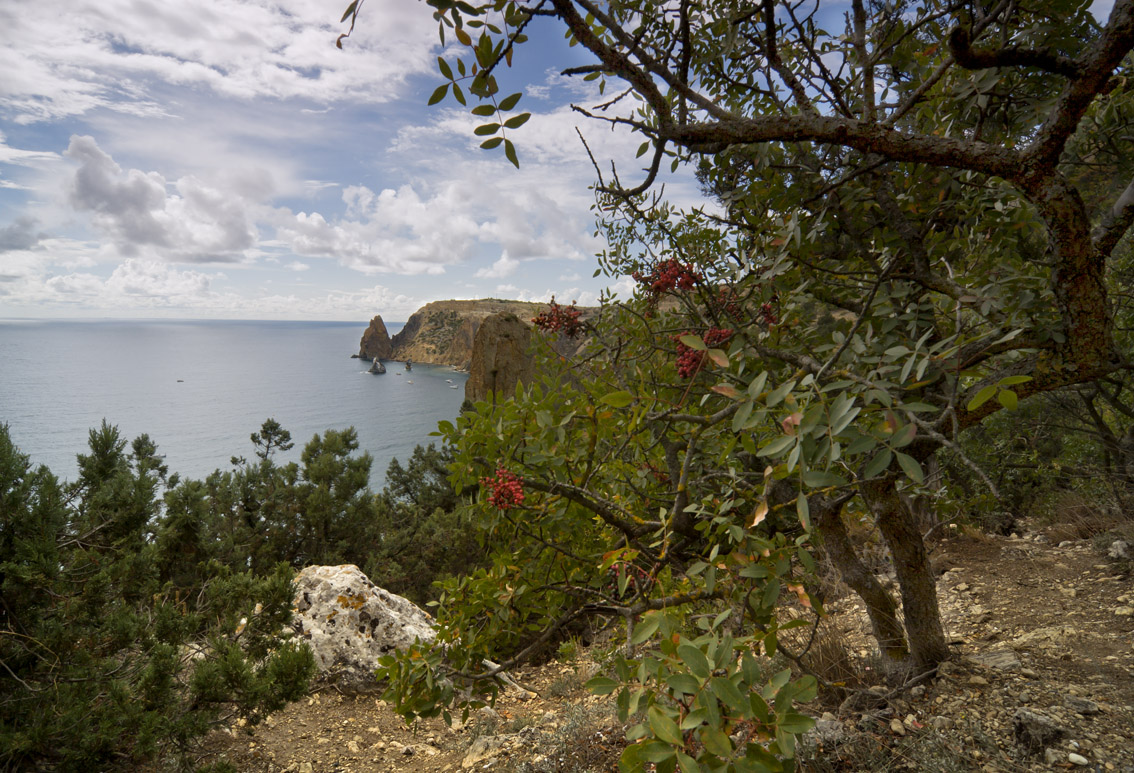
[
  {"left": 475, "top": 252, "right": 519, "bottom": 279},
  {"left": 64, "top": 135, "right": 258, "bottom": 262},
  {"left": 285, "top": 260, "right": 310, "bottom": 272},
  {"left": 0, "top": 0, "right": 439, "bottom": 124}
]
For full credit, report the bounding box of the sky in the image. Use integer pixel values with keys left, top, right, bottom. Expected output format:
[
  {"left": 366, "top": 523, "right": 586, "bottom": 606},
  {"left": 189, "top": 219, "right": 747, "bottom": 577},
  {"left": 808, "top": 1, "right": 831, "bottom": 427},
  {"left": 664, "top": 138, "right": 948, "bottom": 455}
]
[
  {"left": 0, "top": 0, "right": 688, "bottom": 321},
  {"left": 2, "top": 0, "right": 1120, "bottom": 322}
]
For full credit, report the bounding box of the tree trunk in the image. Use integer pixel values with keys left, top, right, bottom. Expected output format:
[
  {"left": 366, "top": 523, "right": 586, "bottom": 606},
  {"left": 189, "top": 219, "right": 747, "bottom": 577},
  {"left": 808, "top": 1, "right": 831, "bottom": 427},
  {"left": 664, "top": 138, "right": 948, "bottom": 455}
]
[
  {"left": 813, "top": 495, "right": 909, "bottom": 663},
  {"left": 861, "top": 478, "right": 949, "bottom": 673}
]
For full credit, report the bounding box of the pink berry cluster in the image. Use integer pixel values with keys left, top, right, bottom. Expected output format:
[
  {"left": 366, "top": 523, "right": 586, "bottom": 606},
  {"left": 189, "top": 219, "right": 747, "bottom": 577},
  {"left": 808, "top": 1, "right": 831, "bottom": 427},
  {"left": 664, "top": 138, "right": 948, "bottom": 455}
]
[
  {"left": 531, "top": 297, "right": 584, "bottom": 338},
  {"left": 674, "top": 328, "right": 733, "bottom": 378},
  {"left": 631, "top": 258, "right": 700, "bottom": 298},
  {"left": 481, "top": 466, "right": 525, "bottom": 509}
]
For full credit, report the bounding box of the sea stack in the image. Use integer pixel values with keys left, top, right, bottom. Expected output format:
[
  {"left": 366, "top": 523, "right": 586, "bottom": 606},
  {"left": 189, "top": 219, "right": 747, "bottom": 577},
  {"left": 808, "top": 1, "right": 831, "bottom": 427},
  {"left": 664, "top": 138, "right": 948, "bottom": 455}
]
[
  {"left": 359, "top": 315, "right": 393, "bottom": 360},
  {"left": 464, "top": 312, "right": 536, "bottom": 403}
]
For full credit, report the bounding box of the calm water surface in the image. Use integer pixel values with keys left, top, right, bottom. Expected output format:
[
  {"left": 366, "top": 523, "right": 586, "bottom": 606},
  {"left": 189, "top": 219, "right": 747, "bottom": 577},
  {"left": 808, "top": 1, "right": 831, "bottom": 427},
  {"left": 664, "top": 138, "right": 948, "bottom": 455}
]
[{"left": 0, "top": 319, "right": 467, "bottom": 487}]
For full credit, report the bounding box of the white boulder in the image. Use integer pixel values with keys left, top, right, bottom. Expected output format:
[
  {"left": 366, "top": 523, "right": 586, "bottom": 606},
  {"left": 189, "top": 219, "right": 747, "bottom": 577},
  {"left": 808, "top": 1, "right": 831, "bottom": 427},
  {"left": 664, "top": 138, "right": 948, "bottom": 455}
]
[{"left": 292, "top": 564, "right": 435, "bottom": 693}]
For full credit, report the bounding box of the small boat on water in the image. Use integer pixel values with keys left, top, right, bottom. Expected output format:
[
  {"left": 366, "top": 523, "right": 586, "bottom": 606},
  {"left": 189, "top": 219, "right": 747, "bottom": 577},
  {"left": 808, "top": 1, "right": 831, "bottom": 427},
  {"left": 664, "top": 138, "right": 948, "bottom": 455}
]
[
  {"left": 406, "top": 380, "right": 414, "bottom": 384},
  {"left": 449, "top": 384, "right": 459, "bottom": 389}
]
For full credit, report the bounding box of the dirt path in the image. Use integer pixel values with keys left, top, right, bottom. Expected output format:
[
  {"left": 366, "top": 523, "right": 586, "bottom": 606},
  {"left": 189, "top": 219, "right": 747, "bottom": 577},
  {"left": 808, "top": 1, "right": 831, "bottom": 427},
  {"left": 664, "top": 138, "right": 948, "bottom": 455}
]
[{"left": 199, "top": 529, "right": 1134, "bottom": 772}]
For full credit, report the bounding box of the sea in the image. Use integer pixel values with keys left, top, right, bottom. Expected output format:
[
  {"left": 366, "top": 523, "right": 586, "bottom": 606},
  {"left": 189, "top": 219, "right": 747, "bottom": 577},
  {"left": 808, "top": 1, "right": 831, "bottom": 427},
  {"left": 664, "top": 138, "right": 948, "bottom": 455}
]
[{"left": 0, "top": 319, "right": 468, "bottom": 489}]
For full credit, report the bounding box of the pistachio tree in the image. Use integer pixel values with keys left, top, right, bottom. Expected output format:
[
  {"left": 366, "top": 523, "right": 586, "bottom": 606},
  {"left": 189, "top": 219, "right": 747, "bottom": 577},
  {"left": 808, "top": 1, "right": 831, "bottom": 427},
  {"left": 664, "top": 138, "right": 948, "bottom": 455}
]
[{"left": 343, "top": 0, "right": 1134, "bottom": 768}]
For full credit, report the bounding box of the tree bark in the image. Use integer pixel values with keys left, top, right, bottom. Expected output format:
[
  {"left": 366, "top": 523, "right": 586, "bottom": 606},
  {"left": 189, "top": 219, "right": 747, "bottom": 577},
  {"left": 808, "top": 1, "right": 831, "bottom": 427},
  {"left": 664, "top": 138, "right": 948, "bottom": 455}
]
[
  {"left": 813, "top": 496, "right": 909, "bottom": 664},
  {"left": 861, "top": 478, "right": 950, "bottom": 673}
]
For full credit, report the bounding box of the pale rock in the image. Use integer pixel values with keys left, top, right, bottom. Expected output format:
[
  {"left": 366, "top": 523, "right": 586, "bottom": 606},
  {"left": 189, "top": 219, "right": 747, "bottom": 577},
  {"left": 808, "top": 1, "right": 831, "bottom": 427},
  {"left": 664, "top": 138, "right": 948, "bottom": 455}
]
[
  {"left": 1113, "top": 606, "right": 1134, "bottom": 617},
  {"left": 1068, "top": 752, "right": 1090, "bottom": 766},
  {"left": 463, "top": 735, "right": 508, "bottom": 769},
  {"left": 1108, "top": 540, "right": 1129, "bottom": 560},
  {"left": 1013, "top": 708, "right": 1067, "bottom": 754},
  {"left": 889, "top": 718, "right": 907, "bottom": 736},
  {"left": 292, "top": 565, "right": 436, "bottom": 693}
]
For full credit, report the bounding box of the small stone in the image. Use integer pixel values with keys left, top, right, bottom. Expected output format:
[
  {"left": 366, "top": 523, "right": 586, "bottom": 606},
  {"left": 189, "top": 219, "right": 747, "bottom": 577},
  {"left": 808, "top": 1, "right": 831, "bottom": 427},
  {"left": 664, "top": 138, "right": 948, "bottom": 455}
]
[
  {"left": 890, "top": 718, "right": 906, "bottom": 736},
  {"left": 969, "top": 675, "right": 989, "bottom": 686},
  {"left": 929, "top": 716, "right": 954, "bottom": 731},
  {"left": 1045, "top": 748, "right": 1064, "bottom": 765},
  {"left": 1059, "top": 540, "right": 1075, "bottom": 548},
  {"left": 1068, "top": 752, "right": 1090, "bottom": 766},
  {"left": 348, "top": 740, "right": 360, "bottom": 753},
  {"left": 1064, "top": 696, "right": 1101, "bottom": 715},
  {"left": 1114, "top": 606, "right": 1134, "bottom": 617},
  {"left": 1109, "top": 540, "right": 1130, "bottom": 560}
]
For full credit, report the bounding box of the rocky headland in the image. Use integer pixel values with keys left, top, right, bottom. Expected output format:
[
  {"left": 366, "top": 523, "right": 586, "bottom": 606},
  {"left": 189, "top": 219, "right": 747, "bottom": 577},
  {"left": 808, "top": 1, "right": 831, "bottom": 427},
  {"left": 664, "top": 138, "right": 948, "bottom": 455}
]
[{"left": 357, "top": 299, "right": 597, "bottom": 371}]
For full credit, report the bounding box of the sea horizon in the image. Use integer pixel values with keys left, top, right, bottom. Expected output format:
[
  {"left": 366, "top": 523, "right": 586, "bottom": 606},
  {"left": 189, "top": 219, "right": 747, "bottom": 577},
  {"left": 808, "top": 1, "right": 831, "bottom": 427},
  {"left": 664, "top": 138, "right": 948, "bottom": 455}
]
[{"left": 0, "top": 318, "right": 463, "bottom": 490}]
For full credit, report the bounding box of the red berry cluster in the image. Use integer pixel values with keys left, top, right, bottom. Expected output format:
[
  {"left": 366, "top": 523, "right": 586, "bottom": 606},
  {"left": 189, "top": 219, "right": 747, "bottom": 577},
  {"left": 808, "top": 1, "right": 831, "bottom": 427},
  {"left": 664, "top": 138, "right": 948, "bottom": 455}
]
[
  {"left": 631, "top": 258, "right": 700, "bottom": 298},
  {"left": 714, "top": 287, "right": 742, "bottom": 322},
  {"left": 604, "top": 562, "right": 651, "bottom": 597},
  {"left": 532, "top": 297, "right": 584, "bottom": 338},
  {"left": 480, "top": 466, "right": 525, "bottom": 509},
  {"left": 760, "top": 301, "right": 779, "bottom": 326},
  {"left": 674, "top": 328, "right": 733, "bottom": 379}
]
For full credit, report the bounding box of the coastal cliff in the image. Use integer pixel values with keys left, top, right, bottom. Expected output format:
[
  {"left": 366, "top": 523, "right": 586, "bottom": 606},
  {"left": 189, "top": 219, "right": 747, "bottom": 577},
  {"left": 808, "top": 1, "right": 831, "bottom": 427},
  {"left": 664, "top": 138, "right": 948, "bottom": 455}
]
[
  {"left": 385, "top": 299, "right": 582, "bottom": 369},
  {"left": 464, "top": 313, "right": 537, "bottom": 403}
]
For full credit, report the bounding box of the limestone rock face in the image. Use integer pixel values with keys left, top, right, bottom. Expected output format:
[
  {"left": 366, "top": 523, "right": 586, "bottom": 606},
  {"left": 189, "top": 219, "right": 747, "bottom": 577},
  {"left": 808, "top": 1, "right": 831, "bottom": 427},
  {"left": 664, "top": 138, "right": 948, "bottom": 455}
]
[
  {"left": 291, "top": 565, "right": 435, "bottom": 693},
  {"left": 465, "top": 312, "right": 536, "bottom": 403},
  {"left": 359, "top": 316, "right": 393, "bottom": 360}
]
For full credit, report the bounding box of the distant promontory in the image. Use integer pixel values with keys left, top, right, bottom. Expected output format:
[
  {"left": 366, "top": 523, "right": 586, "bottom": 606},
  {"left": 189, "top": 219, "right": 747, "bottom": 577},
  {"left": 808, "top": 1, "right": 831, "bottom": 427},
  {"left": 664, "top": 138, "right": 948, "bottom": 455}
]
[{"left": 357, "top": 299, "right": 595, "bottom": 371}]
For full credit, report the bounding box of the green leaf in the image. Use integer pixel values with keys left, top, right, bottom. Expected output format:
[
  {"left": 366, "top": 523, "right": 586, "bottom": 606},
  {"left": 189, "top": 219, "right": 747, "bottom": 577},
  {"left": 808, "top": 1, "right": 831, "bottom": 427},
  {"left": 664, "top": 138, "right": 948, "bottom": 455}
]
[
  {"left": 498, "top": 92, "right": 522, "bottom": 111},
  {"left": 796, "top": 495, "right": 810, "bottom": 531},
  {"left": 480, "top": 137, "right": 503, "bottom": 149},
  {"left": 997, "top": 389, "right": 1019, "bottom": 410},
  {"left": 766, "top": 379, "right": 796, "bottom": 408},
  {"left": 648, "top": 706, "right": 684, "bottom": 746},
  {"left": 676, "top": 750, "right": 701, "bottom": 773},
  {"left": 636, "top": 141, "right": 650, "bottom": 158},
  {"left": 474, "top": 122, "right": 501, "bottom": 136},
  {"left": 891, "top": 421, "right": 917, "bottom": 448},
  {"left": 503, "top": 112, "right": 531, "bottom": 129},
  {"left": 998, "top": 375, "right": 1032, "bottom": 387},
  {"left": 504, "top": 139, "right": 519, "bottom": 168},
  {"left": 677, "top": 644, "right": 711, "bottom": 679},
  {"left": 452, "top": 83, "right": 467, "bottom": 105},
  {"left": 862, "top": 448, "right": 892, "bottom": 479},
  {"left": 710, "top": 676, "right": 746, "bottom": 711},
  {"left": 895, "top": 451, "right": 924, "bottom": 484},
  {"left": 757, "top": 435, "right": 795, "bottom": 458},
  {"left": 966, "top": 384, "right": 997, "bottom": 411},
  {"left": 340, "top": 0, "right": 358, "bottom": 23},
  {"left": 666, "top": 673, "right": 702, "bottom": 697},
  {"left": 427, "top": 83, "right": 449, "bottom": 105},
  {"left": 471, "top": 104, "right": 496, "bottom": 116},
  {"left": 801, "top": 470, "right": 845, "bottom": 488},
  {"left": 678, "top": 334, "right": 706, "bottom": 351},
  {"left": 586, "top": 676, "right": 619, "bottom": 695},
  {"left": 631, "top": 612, "right": 661, "bottom": 644},
  {"left": 700, "top": 726, "right": 732, "bottom": 756},
  {"left": 600, "top": 390, "right": 634, "bottom": 408},
  {"left": 706, "top": 349, "right": 729, "bottom": 368},
  {"left": 437, "top": 56, "right": 453, "bottom": 80}
]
